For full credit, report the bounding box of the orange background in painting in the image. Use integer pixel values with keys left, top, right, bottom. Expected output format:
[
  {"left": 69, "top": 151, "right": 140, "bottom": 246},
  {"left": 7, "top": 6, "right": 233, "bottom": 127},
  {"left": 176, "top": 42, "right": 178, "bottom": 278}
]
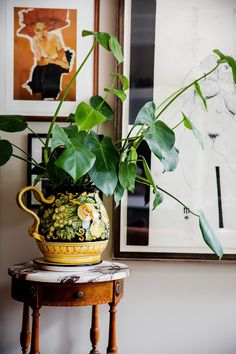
[{"left": 14, "top": 7, "right": 77, "bottom": 101}]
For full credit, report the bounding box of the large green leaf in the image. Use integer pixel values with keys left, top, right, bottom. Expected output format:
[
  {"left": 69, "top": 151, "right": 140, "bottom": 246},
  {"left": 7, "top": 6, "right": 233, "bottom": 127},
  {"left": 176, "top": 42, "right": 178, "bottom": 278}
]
[
  {"left": 213, "top": 49, "right": 236, "bottom": 83},
  {"left": 75, "top": 102, "right": 108, "bottom": 131},
  {"left": 55, "top": 141, "right": 96, "bottom": 183},
  {"left": 51, "top": 125, "right": 71, "bottom": 152},
  {"left": 199, "top": 211, "right": 223, "bottom": 259},
  {"left": 52, "top": 124, "right": 86, "bottom": 149},
  {"left": 62, "top": 125, "right": 79, "bottom": 138},
  {"left": 134, "top": 101, "right": 156, "bottom": 126},
  {"left": 143, "top": 120, "right": 175, "bottom": 167},
  {"left": 0, "top": 115, "right": 27, "bottom": 132},
  {"left": 0, "top": 139, "right": 13, "bottom": 165},
  {"left": 183, "top": 113, "right": 204, "bottom": 149},
  {"left": 119, "top": 161, "right": 137, "bottom": 192},
  {"left": 108, "top": 34, "right": 123, "bottom": 63},
  {"left": 86, "top": 132, "right": 119, "bottom": 196},
  {"left": 104, "top": 88, "right": 126, "bottom": 102},
  {"left": 90, "top": 95, "right": 114, "bottom": 120},
  {"left": 114, "top": 181, "right": 124, "bottom": 207},
  {"left": 51, "top": 125, "right": 96, "bottom": 182},
  {"left": 160, "top": 147, "right": 179, "bottom": 172}
]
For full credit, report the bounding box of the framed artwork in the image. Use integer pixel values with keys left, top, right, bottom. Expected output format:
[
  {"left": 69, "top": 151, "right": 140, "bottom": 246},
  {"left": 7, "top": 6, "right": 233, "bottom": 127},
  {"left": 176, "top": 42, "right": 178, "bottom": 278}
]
[
  {"left": 113, "top": 0, "right": 236, "bottom": 261},
  {"left": 0, "top": 0, "right": 100, "bottom": 121}
]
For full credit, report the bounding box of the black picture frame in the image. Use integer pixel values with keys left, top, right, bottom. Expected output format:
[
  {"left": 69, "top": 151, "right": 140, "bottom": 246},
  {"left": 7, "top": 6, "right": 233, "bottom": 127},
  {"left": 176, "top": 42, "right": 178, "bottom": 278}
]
[{"left": 27, "top": 133, "right": 49, "bottom": 208}]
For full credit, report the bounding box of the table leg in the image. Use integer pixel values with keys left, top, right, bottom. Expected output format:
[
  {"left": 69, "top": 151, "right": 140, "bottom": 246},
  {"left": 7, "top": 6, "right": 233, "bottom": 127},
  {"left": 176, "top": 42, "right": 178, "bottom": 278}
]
[
  {"left": 20, "top": 303, "right": 31, "bottom": 354},
  {"left": 107, "top": 303, "right": 117, "bottom": 354},
  {"left": 29, "top": 305, "right": 41, "bottom": 354},
  {"left": 90, "top": 305, "right": 101, "bottom": 354}
]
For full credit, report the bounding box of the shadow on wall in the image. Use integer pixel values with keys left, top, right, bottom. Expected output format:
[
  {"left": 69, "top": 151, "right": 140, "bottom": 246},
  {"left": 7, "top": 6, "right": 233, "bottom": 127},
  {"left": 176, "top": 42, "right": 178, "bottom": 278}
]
[{"left": 0, "top": 285, "right": 22, "bottom": 353}]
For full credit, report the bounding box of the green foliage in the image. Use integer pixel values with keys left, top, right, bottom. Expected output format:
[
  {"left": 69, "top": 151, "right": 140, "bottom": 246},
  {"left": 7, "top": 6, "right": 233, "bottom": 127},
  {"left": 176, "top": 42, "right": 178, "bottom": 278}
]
[
  {"left": 85, "top": 132, "right": 119, "bottom": 196},
  {"left": 114, "top": 181, "right": 124, "bottom": 207},
  {"left": 143, "top": 120, "right": 176, "bottom": 171},
  {"left": 134, "top": 101, "right": 156, "bottom": 126},
  {"left": 119, "top": 161, "right": 137, "bottom": 192},
  {"left": 182, "top": 112, "right": 204, "bottom": 149},
  {"left": 111, "top": 72, "right": 129, "bottom": 91},
  {"left": 152, "top": 190, "right": 163, "bottom": 210},
  {"left": 194, "top": 81, "right": 207, "bottom": 110},
  {"left": 199, "top": 211, "right": 223, "bottom": 259},
  {"left": 47, "top": 155, "right": 66, "bottom": 188},
  {"left": 141, "top": 156, "right": 155, "bottom": 189},
  {"left": 214, "top": 49, "right": 236, "bottom": 83},
  {"left": 75, "top": 102, "right": 108, "bottom": 130},
  {"left": 90, "top": 95, "right": 114, "bottom": 120},
  {"left": 82, "top": 30, "right": 123, "bottom": 63},
  {"left": 51, "top": 125, "right": 96, "bottom": 182},
  {"left": 0, "top": 139, "right": 13, "bottom": 165},
  {"left": 104, "top": 87, "right": 126, "bottom": 102},
  {"left": 0, "top": 115, "right": 27, "bottom": 132},
  {"left": 1, "top": 31, "right": 235, "bottom": 258}
]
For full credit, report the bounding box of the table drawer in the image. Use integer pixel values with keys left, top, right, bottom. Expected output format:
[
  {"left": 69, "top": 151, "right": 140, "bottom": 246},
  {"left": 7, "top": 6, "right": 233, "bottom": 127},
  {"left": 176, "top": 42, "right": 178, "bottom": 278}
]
[{"left": 40, "top": 281, "right": 114, "bottom": 306}]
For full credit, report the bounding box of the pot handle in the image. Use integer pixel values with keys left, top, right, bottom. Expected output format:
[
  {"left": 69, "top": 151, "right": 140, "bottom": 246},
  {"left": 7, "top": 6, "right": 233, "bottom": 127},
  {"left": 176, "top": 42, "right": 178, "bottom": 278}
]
[{"left": 17, "top": 186, "right": 55, "bottom": 242}]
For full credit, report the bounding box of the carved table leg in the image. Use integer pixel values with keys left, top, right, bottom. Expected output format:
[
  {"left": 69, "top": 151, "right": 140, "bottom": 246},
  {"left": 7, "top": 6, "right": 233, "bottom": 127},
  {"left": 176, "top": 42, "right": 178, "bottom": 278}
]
[
  {"left": 90, "top": 305, "right": 101, "bottom": 354},
  {"left": 107, "top": 303, "right": 117, "bottom": 354},
  {"left": 20, "top": 303, "right": 31, "bottom": 354},
  {"left": 29, "top": 305, "right": 41, "bottom": 354}
]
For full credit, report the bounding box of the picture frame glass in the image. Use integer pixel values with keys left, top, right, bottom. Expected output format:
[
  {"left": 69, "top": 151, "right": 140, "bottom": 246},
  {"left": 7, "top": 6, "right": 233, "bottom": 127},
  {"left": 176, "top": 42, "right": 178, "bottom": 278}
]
[{"left": 114, "top": 0, "right": 236, "bottom": 261}]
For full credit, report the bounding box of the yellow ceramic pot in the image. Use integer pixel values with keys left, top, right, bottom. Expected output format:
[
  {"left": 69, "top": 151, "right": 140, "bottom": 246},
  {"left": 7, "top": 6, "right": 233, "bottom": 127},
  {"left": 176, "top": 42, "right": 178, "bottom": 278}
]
[{"left": 17, "top": 186, "right": 110, "bottom": 265}]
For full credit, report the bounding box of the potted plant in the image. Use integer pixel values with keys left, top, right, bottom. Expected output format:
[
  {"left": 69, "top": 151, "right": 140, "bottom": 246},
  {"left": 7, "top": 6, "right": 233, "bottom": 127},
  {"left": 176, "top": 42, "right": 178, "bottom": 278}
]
[{"left": 0, "top": 30, "right": 235, "bottom": 264}]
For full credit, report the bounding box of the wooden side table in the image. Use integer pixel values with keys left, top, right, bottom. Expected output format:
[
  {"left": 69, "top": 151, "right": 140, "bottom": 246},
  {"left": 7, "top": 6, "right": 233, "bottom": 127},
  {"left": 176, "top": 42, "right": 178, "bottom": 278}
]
[{"left": 8, "top": 260, "right": 130, "bottom": 354}]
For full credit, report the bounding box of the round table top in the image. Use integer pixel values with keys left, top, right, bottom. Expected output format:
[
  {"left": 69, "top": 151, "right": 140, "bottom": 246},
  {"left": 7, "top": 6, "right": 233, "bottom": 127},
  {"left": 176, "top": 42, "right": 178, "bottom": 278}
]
[{"left": 8, "top": 260, "right": 130, "bottom": 284}]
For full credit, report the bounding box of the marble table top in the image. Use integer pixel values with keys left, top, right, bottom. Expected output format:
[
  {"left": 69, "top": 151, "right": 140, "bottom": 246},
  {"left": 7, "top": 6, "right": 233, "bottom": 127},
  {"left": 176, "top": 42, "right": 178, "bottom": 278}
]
[{"left": 8, "top": 260, "right": 130, "bottom": 284}]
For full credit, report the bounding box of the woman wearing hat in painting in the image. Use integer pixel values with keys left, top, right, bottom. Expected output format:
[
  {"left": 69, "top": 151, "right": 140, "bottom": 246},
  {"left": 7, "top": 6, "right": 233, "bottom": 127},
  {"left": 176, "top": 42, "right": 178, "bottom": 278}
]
[{"left": 17, "top": 8, "right": 74, "bottom": 100}]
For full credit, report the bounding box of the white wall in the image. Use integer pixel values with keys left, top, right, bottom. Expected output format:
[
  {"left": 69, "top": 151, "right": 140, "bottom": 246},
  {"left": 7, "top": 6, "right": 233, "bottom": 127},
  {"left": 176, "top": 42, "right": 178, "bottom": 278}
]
[{"left": 1, "top": 1, "right": 236, "bottom": 354}]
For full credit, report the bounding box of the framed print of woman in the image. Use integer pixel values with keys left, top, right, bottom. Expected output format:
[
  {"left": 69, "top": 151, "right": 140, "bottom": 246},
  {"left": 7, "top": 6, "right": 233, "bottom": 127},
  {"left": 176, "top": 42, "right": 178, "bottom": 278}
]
[{"left": 15, "top": 8, "right": 75, "bottom": 101}]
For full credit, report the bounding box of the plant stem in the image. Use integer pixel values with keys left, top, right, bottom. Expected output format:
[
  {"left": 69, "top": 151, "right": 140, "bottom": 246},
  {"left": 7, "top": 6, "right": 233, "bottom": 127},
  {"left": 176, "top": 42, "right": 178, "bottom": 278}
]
[
  {"left": 136, "top": 176, "right": 151, "bottom": 187},
  {"left": 114, "top": 136, "right": 137, "bottom": 145},
  {"left": 155, "top": 87, "right": 185, "bottom": 112},
  {"left": 156, "top": 63, "right": 220, "bottom": 120},
  {"left": 95, "top": 75, "right": 116, "bottom": 133},
  {"left": 44, "top": 40, "right": 97, "bottom": 164},
  {"left": 11, "top": 143, "right": 38, "bottom": 164},
  {"left": 136, "top": 175, "right": 199, "bottom": 217},
  {"left": 172, "top": 118, "right": 184, "bottom": 130},
  {"left": 12, "top": 154, "right": 46, "bottom": 170},
  {"left": 156, "top": 184, "right": 200, "bottom": 217},
  {"left": 97, "top": 76, "right": 116, "bottom": 111},
  {"left": 121, "top": 125, "right": 144, "bottom": 153},
  {"left": 27, "top": 127, "right": 46, "bottom": 145}
]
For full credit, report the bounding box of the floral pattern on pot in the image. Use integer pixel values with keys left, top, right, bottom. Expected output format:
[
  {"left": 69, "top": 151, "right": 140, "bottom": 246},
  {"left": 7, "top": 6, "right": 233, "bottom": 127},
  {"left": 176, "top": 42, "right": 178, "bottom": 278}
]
[{"left": 38, "top": 191, "right": 110, "bottom": 242}]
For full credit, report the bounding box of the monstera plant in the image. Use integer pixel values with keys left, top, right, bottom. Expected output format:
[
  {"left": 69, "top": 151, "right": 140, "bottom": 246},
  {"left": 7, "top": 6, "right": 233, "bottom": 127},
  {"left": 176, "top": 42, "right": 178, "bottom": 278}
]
[{"left": 0, "top": 29, "right": 235, "bottom": 263}]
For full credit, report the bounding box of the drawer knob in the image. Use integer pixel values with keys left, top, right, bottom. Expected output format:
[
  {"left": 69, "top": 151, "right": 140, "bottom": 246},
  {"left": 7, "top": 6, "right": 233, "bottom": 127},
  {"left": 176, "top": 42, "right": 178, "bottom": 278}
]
[
  {"left": 115, "top": 282, "right": 120, "bottom": 296},
  {"left": 29, "top": 285, "right": 36, "bottom": 298},
  {"left": 75, "top": 291, "right": 84, "bottom": 299}
]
